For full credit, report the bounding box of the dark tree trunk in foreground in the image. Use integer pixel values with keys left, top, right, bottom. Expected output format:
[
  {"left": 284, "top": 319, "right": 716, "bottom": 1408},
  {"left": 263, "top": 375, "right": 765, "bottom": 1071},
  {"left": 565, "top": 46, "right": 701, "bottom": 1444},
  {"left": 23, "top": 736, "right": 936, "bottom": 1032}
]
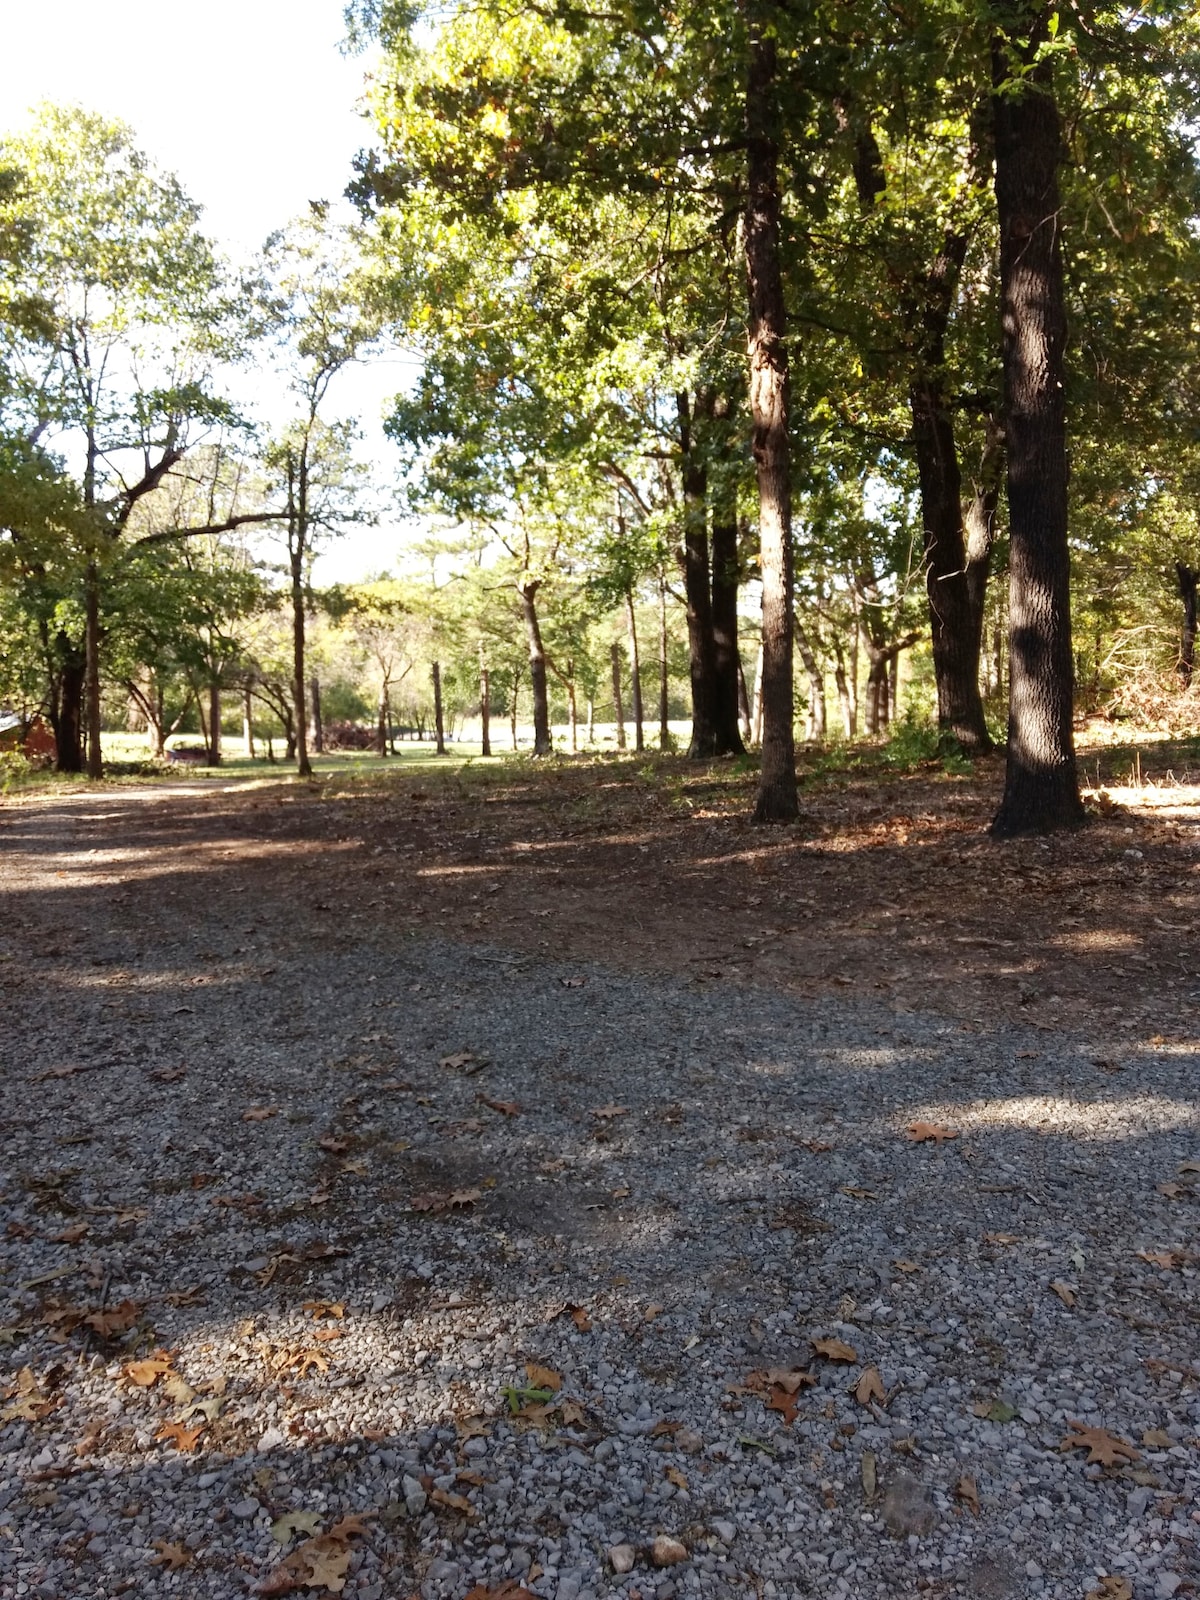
[
  {"left": 990, "top": 15, "right": 1084, "bottom": 836},
  {"left": 480, "top": 663, "right": 491, "bottom": 755},
  {"left": 744, "top": 1, "right": 797, "bottom": 821},
  {"left": 53, "top": 650, "right": 86, "bottom": 773},
  {"left": 611, "top": 641, "right": 626, "bottom": 750},
  {"left": 626, "top": 589, "right": 644, "bottom": 752},
  {"left": 85, "top": 563, "right": 103, "bottom": 780},
  {"left": 710, "top": 484, "right": 746, "bottom": 756},
  {"left": 432, "top": 660, "right": 447, "bottom": 755},
  {"left": 909, "top": 236, "right": 993, "bottom": 754},
  {"left": 309, "top": 676, "right": 324, "bottom": 754},
  {"left": 208, "top": 681, "right": 221, "bottom": 767},
  {"left": 678, "top": 391, "right": 718, "bottom": 757},
  {"left": 519, "top": 582, "right": 552, "bottom": 756},
  {"left": 1177, "top": 562, "right": 1197, "bottom": 686}
]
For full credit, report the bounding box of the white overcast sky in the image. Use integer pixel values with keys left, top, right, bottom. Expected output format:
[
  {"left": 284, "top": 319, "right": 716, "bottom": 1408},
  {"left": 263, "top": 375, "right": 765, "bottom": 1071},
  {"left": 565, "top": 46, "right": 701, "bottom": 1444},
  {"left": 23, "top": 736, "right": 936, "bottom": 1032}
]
[{"left": 0, "top": 0, "right": 418, "bottom": 579}]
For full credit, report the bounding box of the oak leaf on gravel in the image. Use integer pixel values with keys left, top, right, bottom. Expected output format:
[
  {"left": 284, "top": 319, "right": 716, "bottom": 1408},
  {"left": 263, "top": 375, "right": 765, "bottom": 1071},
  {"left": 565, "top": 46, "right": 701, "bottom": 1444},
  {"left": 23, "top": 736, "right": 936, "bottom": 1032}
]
[
  {"left": 1086, "top": 1580, "right": 1132, "bottom": 1600},
  {"left": 525, "top": 1361, "right": 562, "bottom": 1391},
  {"left": 82, "top": 1300, "right": 142, "bottom": 1338},
  {"left": 905, "top": 1122, "right": 957, "bottom": 1144},
  {"left": 590, "top": 1103, "right": 628, "bottom": 1119},
  {"left": 1059, "top": 1420, "right": 1140, "bottom": 1467},
  {"left": 150, "top": 1540, "right": 192, "bottom": 1569},
  {"left": 243, "top": 1106, "right": 278, "bottom": 1122},
  {"left": 409, "top": 1188, "right": 482, "bottom": 1213},
  {"left": 1137, "top": 1249, "right": 1187, "bottom": 1270},
  {"left": 156, "top": 1420, "right": 204, "bottom": 1452},
  {"left": 766, "top": 1385, "right": 801, "bottom": 1425},
  {"left": 477, "top": 1094, "right": 520, "bottom": 1117},
  {"left": 1050, "top": 1281, "right": 1077, "bottom": 1308},
  {"left": 812, "top": 1337, "right": 857, "bottom": 1363},
  {"left": 254, "top": 1516, "right": 371, "bottom": 1596},
  {"left": 953, "top": 1475, "right": 980, "bottom": 1516},
  {"left": 853, "top": 1366, "right": 887, "bottom": 1406},
  {"left": 122, "top": 1351, "right": 173, "bottom": 1387}
]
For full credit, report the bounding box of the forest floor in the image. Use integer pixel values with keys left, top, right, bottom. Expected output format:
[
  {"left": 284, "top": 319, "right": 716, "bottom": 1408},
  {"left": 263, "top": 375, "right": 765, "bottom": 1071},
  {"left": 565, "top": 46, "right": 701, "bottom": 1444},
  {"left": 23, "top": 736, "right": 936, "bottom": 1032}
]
[{"left": 0, "top": 738, "right": 1198, "bottom": 1600}]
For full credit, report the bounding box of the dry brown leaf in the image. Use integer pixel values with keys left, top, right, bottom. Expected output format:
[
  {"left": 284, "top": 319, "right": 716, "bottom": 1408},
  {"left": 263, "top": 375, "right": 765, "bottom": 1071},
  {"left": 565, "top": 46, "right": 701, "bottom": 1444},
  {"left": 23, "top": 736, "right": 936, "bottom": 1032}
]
[
  {"left": 1138, "top": 1249, "right": 1186, "bottom": 1270},
  {"left": 1086, "top": 1580, "right": 1133, "bottom": 1600},
  {"left": 766, "top": 1384, "right": 800, "bottom": 1425},
  {"left": 893, "top": 1259, "right": 921, "bottom": 1273},
  {"left": 1179, "top": 1160, "right": 1200, "bottom": 1175},
  {"left": 318, "top": 1134, "right": 350, "bottom": 1154},
  {"left": 525, "top": 1361, "right": 562, "bottom": 1392},
  {"left": 1142, "top": 1428, "right": 1172, "bottom": 1448},
  {"left": 954, "top": 1475, "right": 980, "bottom": 1516},
  {"left": 984, "top": 1232, "right": 1020, "bottom": 1245},
  {"left": 853, "top": 1366, "right": 886, "bottom": 1406},
  {"left": 905, "top": 1122, "right": 958, "bottom": 1144},
  {"left": 590, "top": 1103, "right": 629, "bottom": 1119},
  {"left": 455, "top": 1415, "right": 491, "bottom": 1440},
  {"left": 456, "top": 1468, "right": 486, "bottom": 1487},
  {"left": 81, "top": 1300, "right": 142, "bottom": 1338},
  {"left": 123, "top": 1351, "right": 174, "bottom": 1387},
  {"left": 156, "top": 1420, "right": 204, "bottom": 1453},
  {"left": 1157, "top": 1182, "right": 1186, "bottom": 1199},
  {"left": 665, "top": 1465, "right": 688, "bottom": 1489},
  {"left": 303, "top": 1301, "right": 345, "bottom": 1321},
  {"left": 440, "top": 1050, "right": 486, "bottom": 1073},
  {"left": 1050, "top": 1280, "right": 1077, "bottom": 1308},
  {"left": 812, "top": 1337, "right": 857, "bottom": 1363},
  {"left": 162, "top": 1373, "right": 196, "bottom": 1406},
  {"left": 462, "top": 1584, "right": 538, "bottom": 1600},
  {"left": 1059, "top": 1419, "right": 1141, "bottom": 1467},
  {"left": 52, "top": 1223, "right": 89, "bottom": 1244},
  {"left": 243, "top": 1106, "right": 278, "bottom": 1122},
  {"left": 410, "top": 1188, "right": 482, "bottom": 1213},
  {"left": 254, "top": 1517, "right": 371, "bottom": 1596},
  {"left": 762, "top": 1367, "right": 818, "bottom": 1394},
  {"left": 477, "top": 1094, "right": 520, "bottom": 1117},
  {"left": 150, "top": 1540, "right": 192, "bottom": 1569},
  {"left": 430, "top": 1486, "right": 475, "bottom": 1516}
]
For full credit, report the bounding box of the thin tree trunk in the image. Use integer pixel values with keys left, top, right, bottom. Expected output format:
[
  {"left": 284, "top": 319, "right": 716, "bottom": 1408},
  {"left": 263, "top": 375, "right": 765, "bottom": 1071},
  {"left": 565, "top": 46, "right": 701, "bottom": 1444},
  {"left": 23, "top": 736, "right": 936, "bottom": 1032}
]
[
  {"left": 480, "top": 662, "right": 491, "bottom": 755},
  {"left": 744, "top": 2, "right": 797, "bottom": 821},
  {"left": 84, "top": 562, "right": 103, "bottom": 780},
  {"left": 833, "top": 640, "right": 853, "bottom": 739},
  {"left": 751, "top": 643, "right": 764, "bottom": 745},
  {"left": 208, "top": 680, "right": 221, "bottom": 766},
  {"left": 291, "top": 548, "right": 311, "bottom": 779},
  {"left": 568, "top": 674, "right": 578, "bottom": 753},
  {"left": 710, "top": 487, "right": 746, "bottom": 755},
  {"left": 737, "top": 658, "right": 752, "bottom": 743},
  {"left": 794, "top": 620, "right": 826, "bottom": 744},
  {"left": 511, "top": 678, "right": 520, "bottom": 751},
  {"left": 658, "top": 565, "right": 670, "bottom": 749},
  {"left": 519, "top": 582, "right": 552, "bottom": 755},
  {"left": 611, "top": 641, "right": 626, "bottom": 751},
  {"left": 377, "top": 686, "right": 389, "bottom": 757},
  {"left": 989, "top": 17, "right": 1084, "bottom": 836},
  {"left": 626, "top": 589, "right": 644, "bottom": 752},
  {"left": 889, "top": 650, "right": 900, "bottom": 724},
  {"left": 678, "top": 391, "right": 718, "bottom": 757},
  {"left": 242, "top": 686, "right": 255, "bottom": 760},
  {"left": 309, "top": 676, "right": 324, "bottom": 754},
  {"left": 1176, "top": 562, "right": 1197, "bottom": 686},
  {"left": 586, "top": 696, "right": 595, "bottom": 745},
  {"left": 849, "top": 609, "right": 859, "bottom": 735},
  {"left": 432, "top": 660, "right": 447, "bottom": 755}
]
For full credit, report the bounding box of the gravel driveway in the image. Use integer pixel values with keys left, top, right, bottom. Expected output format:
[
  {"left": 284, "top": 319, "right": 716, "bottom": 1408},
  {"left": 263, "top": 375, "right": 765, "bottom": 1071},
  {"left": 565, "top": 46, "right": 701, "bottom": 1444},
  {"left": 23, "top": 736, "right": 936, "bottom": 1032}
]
[{"left": 0, "top": 785, "right": 1197, "bottom": 1600}]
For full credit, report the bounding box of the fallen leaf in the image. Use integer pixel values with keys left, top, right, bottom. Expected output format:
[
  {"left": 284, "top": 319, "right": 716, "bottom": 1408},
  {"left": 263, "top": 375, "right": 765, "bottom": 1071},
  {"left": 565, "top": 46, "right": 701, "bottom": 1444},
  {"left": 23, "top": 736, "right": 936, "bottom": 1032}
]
[
  {"left": 456, "top": 1468, "right": 486, "bottom": 1487},
  {"left": 984, "top": 1232, "right": 1020, "bottom": 1246},
  {"left": 318, "top": 1134, "right": 350, "bottom": 1155},
  {"left": 303, "top": 1301, "right": 345, "bottom": 1321},
  {"left": 839, "top": 1186, "right": 876, "bottom": 1200},
  {"left": 243, "top": 1106, "right": 278, "bottom": 1122},
  {"left": 1050, "top": 1280, "right": 1077, "bottom": 1308},
  {"left": 150, "top": 1540, "right": 192, "bottom": 1570},
  {"left": 156, "top": 1421, "right": 204, "bottom": 1453},
  {"left": 1138, "top": 1249, "right": 1186, "bottom": 1270},
  {"left": 162, "top": 1373, "right": 196, "bottom": 1406},
  {"left": 1142, "top": 1428, "right": 1172, "bottom": 1448},
  {"left": 665, "top": 1465, "right": 688, "bottom": 1488},
  {"left": 525, "top": 1362, "right": 562, "bottom": 1392},
  {"left": 440, "top": 1050, "right": 486, "bottom": 1073},
  {"left": 430, "top": 1486, "right": 474, "bottom": 1515},
  {"left": 954, "top": 1474, "right": 980, "bottom": 1515},
  {"left": 53, "top": 1223, "right": 89, "bottom": 1244},
  {"left": 853, "top": 1366, "right": 886, "bottom": 1406},
  {"left": 905, "top": 1122, "right": 958, "bottom": 1144},
  {"left": 81, "top": 1300, "right": 142, "bottom": 1338},
  {"left": 972, "top": 1397, "right": 1017, "bottom": 1423},
  {"left": 766, "top": 1385, "right": 800, "bottom": 1425},
  {"left": 644, "top": 1302, "right": 664, "bottom": 1322},
  {"left": 893, "top": 1259, "right": 921, "bottom": 1273},
  {"left": 462, "top": 1584, "right": 538, "bottom": 1600},
  {"left": 1178, "top": 1160, "right": 1200, "bottom": 1175},
  {"left": 1158, "top": 1182, "right": 1187, "bottom": 1199},
  {"left": 761, "top": 1367, "right": 818, "bottom": 1394},
  {"left": 1086, "top": 1579, "right": 1133, "bottom": 1600},
  {"left": 560, "top": 976, "right": 587, "bottom": 987},
  {"left": 590, "top": 1103, "right": 629, "bottom": 1119},
  {"left": 1059, "top": 1419, "right": 1140, "bottom": 1467},
  {"left": 477, "top": 1094, "right": 520, "bottom": 1117},
  {"left": 861, "top": 1449, "right": 877, "bottom": 1499},
  {"left": 455, "top": 1415, "right": 491, "bottom": 1440},
  {"left": 410, "top": 1188, "right": 482, "bottom": 1213},
  {"left": 254, "top": 1516, "right": 370, "bottom": 1596},
  {"left": 123, "top": 1351, "right": 174, "bottom": 1387},
  {"left": 811, "top": 1337, "right": 857, "bottom": 1363}
]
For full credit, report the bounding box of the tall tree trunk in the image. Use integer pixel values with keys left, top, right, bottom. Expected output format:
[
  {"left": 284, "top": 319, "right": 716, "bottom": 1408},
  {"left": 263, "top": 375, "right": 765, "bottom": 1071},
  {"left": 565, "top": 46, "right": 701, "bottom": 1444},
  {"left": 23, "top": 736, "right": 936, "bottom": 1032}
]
[
  {"left": 744, "top": 2, "right": 797, "bottom": 821},
  {"left": 794, "top": 620, "right": 826, "bottom": 744},
  {"left": 480, "top": 661, "right": 491, "bottom": 755},
  {"left": 377, "top": 686, "right": 389, "bottom": 757},
  {"left": 1176, "top": 562, "right": 1197, "bottom": 686},
  {"left": 586, "top": 695, "right": 595, "bottom": 745},
  {"left": 519, "top": 581, "right": 552, "bottom": 755},
  {"left": 907, "top": 236, "right": 993, "bottom": 754},
  {"left": 242, "top": 686, "right": 255, "bottom": 760},
  {"left": 291, "top": 548, "right": 312, "bottom": 779},
  {"left": 658, "top": 565, "right": 670, "bottom": 749},
  {"left": 611, "top": 640, "right": 626, "bottom": 750},
  {"left": 626, "top": 589, "right": 644, "bottom": 752},
  {"left": 309, "top": 675, "right": 324, "bottom": 754},
  {"left": 432, "top": 660, "right": 447, "bottom": 755},
  {"left": 84, "top": 562, "right": 103, "bottom": 780},
  {"left": 989, "top": 16, "right": 1084, "bottom": 836},
  {"left": 678, "top": 391, "right": 718, "bottom": 757},
  {"left": 710, "top": 486, "right": 746, "bottom": 755},
  {"left": 208, "top": 680, "right": 221, "bottom": 767},
  {"left": 54, "top": 653, "right": 85, "bottom": 773},
  {"left": 833, "top": 640, "right": 853, "bottom": 739},
  {"left": 889, "top": 650, "right": 900, "bottom": 725},
  {"left": 737, "top": 659, "right": 752, "bottom": 743},
  {"left": 751, "top": 643, "right": 764, "bottom": 745},
  {"left": 511, "top": 677, "right": 520, "bottom": 750},
  {"left": 567, "top": 669, "right": 578, "bottom": 753}
]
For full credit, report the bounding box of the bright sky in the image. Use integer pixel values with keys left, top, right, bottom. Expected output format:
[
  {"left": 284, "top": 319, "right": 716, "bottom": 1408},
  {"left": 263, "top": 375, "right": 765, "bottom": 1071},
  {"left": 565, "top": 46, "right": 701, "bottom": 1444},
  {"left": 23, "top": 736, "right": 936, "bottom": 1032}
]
[{"left": 0, "top": 0, "right": 418, "bottom": 580}]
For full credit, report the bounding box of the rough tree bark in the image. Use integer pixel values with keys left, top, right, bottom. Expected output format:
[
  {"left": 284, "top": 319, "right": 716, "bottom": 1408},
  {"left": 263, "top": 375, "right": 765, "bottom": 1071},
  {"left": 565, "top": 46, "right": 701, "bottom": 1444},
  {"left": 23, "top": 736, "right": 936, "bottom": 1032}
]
[
  {"left": 242, "top": 686, "right": 255, "bottom": 760},
  {"left": 678, "top": 390, "right": 718, "bottom": 756},
  {"left": 626, "top": 589, "right": 644, "bottom": 752},
  {"left": 84, "top": 563, "right": 103, "bottom": 780},
  {"left": 309, "top": 676, "right": 324, "bottom": 754},
  {"left": 710, "top": 469, "right": 746, "bottom": 755},
  {"left": 208, "top": 681, "right": 221, "bottom": 767},
  {"left": 658, "top": 566, "right": 671, "bottom": 749},
  {"left": 1176, "top": 562, "right": 1197, "bottom": 686},
  {"left": 290, "top": 543, "right": 311, "bottom": 780},
  {"left": 519, "top": 581, "right": 552, "bottom": 755},
  {"left": 432, "top": 660, "right": 447, "bottom": 755},
  {"left": 480, "top": 661, "right": 491, "bottom": 755},
  {"left": 611, "top": 641, "right": 626, "bottom": 751},
  {"left": 743, "top": 0, "right": 797, "bottom": 821},
  {"left": 989, "top": 10, "right": 1085, "bottom": 836}
]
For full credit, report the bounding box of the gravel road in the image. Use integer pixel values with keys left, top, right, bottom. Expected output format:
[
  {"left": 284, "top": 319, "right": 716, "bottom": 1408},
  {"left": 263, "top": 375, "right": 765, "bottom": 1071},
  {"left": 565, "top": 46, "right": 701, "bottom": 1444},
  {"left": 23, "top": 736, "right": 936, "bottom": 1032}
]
[{"left": 0, "top": 787, "right": 1197, "bottom": 1600}]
